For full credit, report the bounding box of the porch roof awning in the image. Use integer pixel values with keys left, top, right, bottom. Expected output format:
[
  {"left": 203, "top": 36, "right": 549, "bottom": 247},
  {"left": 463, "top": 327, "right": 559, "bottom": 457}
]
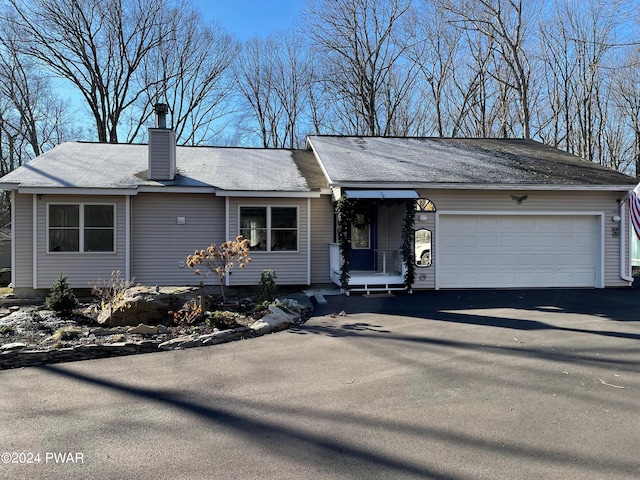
[{"left": 343, "top": 189, "right": 420, "bottom": 199}]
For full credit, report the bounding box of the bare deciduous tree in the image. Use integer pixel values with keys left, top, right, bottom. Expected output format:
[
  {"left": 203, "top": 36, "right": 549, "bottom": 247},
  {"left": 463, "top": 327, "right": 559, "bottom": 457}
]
[
  {"left": 234, "top": 32, "right": 313, "bottom": 148},
  {"left": 304, "top": 0, "right": 413, "bottom": 136},
  {"left": 139, "top": 12, "right": 239, "bottom": 146},
  {"left": 234, "top": 37, "right": 284, "bottom": 147},
  {"left": 439, "top": 0, "right": 533, "bottom": 138},
  {"left": 1, "top": 0, "right": 175, "bottom": 143}
]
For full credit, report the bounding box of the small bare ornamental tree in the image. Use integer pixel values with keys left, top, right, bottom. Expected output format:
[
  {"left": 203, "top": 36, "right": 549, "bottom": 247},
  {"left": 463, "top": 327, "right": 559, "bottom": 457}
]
[{"left": 186, "top": 236, "right": 252, "bottom": 302}]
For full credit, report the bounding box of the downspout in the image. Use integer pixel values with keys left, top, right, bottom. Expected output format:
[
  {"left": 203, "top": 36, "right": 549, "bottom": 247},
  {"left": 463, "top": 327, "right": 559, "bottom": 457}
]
[
  {"left": 9, "top": 191, "right": 15, "bottom": 288},
  {"left": 225, "top": 196, "right": 230, "bottom": 288},
  {"left": 620, "top": 199, "right": 634, "bottom": 283},
  {"left": 32, "top": 194, "right": 37, "bottom": 290},
  {"left": 307, "top": 198, "right": 311, "bottom": 286},
  {"left": 125, "top": 195, "right": 131, "bottom": 281}
]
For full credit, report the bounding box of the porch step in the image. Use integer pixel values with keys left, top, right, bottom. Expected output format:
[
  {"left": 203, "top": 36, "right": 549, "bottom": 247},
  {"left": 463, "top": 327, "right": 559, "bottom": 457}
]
[
  {"left": 303, "top": 288, "right": 342, "bottom": 305},
  {"left": 313, "top": 294, "right": 328, "bottom": 304}
]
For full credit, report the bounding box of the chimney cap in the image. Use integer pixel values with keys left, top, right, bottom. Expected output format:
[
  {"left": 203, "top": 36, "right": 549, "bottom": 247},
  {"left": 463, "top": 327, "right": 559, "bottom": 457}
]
[{"left": 154, "top": 103, "right": 169, "bottom": 114}]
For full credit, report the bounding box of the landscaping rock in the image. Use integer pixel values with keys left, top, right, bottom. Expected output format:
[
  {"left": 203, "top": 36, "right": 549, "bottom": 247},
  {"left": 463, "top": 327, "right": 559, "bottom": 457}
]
[
  {"left": 158, "top": 334, "right": 201, "bottom": 350},
  {"left": 97, "top": 286, "right": 201, "bottom": 326},
  {"left": 200, "top": 327, "right": 253, "bottom": 345},
  {"left": 89, "top": 327, "right": 128, "bottom": 337},
  {"left": 127, "top": 324, "right": 169, "bottom": 335},
  {"left": 250, "top": 305, "right": 300, "bottom": 335},
  {"left": 1, "top": 342, "right": 26, "bottom": 351}
]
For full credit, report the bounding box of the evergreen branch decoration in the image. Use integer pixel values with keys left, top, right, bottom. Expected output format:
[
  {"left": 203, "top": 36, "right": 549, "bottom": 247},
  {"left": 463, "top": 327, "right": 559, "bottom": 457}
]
[
  {"left": 401, "top": 199, "right": 416, "bottom": 291},
  {"left": 335, "top": 196, "right": 354, "bottom": 290}
]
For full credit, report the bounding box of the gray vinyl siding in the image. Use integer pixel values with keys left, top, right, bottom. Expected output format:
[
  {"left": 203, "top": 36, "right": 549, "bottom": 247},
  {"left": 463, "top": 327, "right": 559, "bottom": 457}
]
[
  {"left": 131, "top": 193, "right": 224, "bottom": 286},
  {"left": 310, "top": 195, "right": 334, "bottom": 284},
  {"left": 228, "top": 197, "right": 309, "bottom": 286},
  {"left": 13, "top": 193, "right": 33, "bottom": 288},
  {"left": 420, "top": 189, "right": 629, "bottom": 288},
  {"left": 35, "top": 195, "right": 127, "bottom": 289}
]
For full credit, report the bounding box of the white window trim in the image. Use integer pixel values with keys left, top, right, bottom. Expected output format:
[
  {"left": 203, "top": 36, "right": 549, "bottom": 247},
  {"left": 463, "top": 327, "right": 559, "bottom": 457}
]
[
  {"left": 46, "top": 202, "right": 116, "bottom": 254},
  {"left": 238, "top": 205, "right": 299, "bottom": 253}
]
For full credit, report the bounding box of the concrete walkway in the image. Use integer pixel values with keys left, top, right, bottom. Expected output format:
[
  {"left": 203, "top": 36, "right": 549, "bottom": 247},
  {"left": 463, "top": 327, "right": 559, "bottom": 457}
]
[{"left": 1, "top": 289, "right": 639, "bottom": 479}]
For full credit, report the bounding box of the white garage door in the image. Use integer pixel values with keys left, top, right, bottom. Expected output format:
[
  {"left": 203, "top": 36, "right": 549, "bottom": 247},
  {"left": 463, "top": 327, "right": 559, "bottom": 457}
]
[{"left": 438, "top": 215, "right": 599, "bottom": 288}]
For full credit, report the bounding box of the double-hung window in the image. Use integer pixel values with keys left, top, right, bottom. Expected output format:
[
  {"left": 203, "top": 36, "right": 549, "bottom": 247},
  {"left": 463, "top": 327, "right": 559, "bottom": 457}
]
[
  {"left": 48, "top": 204, "right": 115, "bottom": 253},
  {"left": 240, "top": 206, "right": 298, "bottom": 252}
]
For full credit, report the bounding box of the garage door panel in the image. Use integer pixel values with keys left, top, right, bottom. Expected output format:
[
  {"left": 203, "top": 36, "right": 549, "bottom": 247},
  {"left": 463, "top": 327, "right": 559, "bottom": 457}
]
[
  {"left": 556, "top": 254, "right": 572, "bottom": 265},
  {"left": 460, "top": 236, "right": 478, "bottom": 247},
  {"left": 518, "top": 236, "right": 536, "bottom": 247},
  {"left": 518, "top": 254, "right": 536, "bottom": 266},
  {"left": 479, "top": 235, "right": 498, "bottom": 247},
  {"left": 499, "top": 254, "right": 516, "bottom": 266},
  {"left": 538, "top": 235, "right": 555, "bottom": 247},
  {"left": 479, "top": 254, "right": 497, "bottom": 265},
  {"left": 439, "top": 215, "right": 598, "bottom": 288},
  {"left": 556, "top": 236, "right": 574, "bottom": 247},
  {"left": 460, "top": 254, "right": 477, "bottom": 266},
  {"left": 500, "top": 235, "right": 517, "bottom": 247},
  {"left": 573, "top": 236, "right": 593, "bottom": 248},
  {"left": 537, "top": 254, "right": 555, "bottom": 266},
  {"left": 440, "top": 254, "right": 459, "bottom": 267}
]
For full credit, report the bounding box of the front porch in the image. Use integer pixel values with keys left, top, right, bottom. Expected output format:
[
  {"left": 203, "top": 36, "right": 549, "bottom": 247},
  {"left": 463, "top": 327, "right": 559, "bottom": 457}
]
[{"left": 329, "top": 243, "right": 407, "bottom": 294}]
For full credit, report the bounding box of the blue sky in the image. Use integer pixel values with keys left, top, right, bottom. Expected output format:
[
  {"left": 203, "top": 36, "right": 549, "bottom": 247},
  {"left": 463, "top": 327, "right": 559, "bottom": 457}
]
[{"left": 193, "top": 0, "right": 303, "bottom": 40}]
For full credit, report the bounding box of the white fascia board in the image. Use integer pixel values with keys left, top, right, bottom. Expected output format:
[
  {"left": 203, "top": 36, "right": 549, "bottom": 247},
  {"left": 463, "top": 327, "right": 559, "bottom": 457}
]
[
  {"left": 18, "top": 187, "right": 139, "bottom": 196},
  {"left": 215, "top": 191, "right": 321, "bottom": 198},
  {"left": 0, "top": 183, "right": 21, "bottom": 190},
  {"left": 331, "top": 182, "right": 635, "bottom": 192}
]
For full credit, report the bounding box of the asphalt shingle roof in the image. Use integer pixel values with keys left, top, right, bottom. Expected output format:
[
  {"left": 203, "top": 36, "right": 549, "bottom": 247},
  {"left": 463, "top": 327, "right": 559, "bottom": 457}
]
[
  {"left": 307, "top": 136, "right": 637, "bottom": 187},
  {"left": 2, "top": 136, "right": 635, "bottom": 193},
  {"left": 0, "top": 142, "right": 320, "bottom": 192}
]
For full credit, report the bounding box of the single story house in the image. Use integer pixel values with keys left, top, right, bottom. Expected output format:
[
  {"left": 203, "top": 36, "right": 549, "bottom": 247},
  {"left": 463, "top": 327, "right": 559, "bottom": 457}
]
[{"left": 0, "top": 108, "right": 637, "bottom": 296}]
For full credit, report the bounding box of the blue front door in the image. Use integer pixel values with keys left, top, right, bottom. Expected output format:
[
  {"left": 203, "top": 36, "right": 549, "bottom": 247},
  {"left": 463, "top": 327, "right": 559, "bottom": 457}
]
[{"left": 350, "top": 207, "right": 376, "bottom": 271}]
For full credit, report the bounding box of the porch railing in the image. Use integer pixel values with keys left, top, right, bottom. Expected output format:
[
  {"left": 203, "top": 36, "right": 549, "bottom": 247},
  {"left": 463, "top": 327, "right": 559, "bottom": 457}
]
[{"left": 329, "top": 243, "right": 406, "bottom": 293}]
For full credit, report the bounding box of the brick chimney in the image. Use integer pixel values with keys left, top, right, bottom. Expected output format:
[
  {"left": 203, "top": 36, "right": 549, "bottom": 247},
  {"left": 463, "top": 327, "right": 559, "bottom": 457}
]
[{"left": 148, "top": 103, "right": 176, "bottom": 181}]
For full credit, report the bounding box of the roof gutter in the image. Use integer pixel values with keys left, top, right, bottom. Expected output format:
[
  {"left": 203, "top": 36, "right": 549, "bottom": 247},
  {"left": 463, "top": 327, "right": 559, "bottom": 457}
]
[
  {"left": 328, "top": 182, "right": 637, "bottom": 191},
  {"left": 17, "top": 187, "right": 139, "bottom": 195},
  {"left": 214, "top": 190, "right": 321, "bottom": 198}
]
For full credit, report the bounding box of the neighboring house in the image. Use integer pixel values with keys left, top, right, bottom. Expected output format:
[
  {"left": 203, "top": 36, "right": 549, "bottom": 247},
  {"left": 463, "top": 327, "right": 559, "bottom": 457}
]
[
  {"left": 0, "top": 107, "right": 636, "bottom": 296},
  {"left": 0, "top": 227, "right": 10, "bottom": 269}
]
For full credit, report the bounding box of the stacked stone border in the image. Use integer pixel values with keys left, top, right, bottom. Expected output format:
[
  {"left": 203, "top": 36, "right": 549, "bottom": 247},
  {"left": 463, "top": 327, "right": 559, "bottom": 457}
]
[{"left": 1, "top": 298, "right": 311, "bottom": 370}]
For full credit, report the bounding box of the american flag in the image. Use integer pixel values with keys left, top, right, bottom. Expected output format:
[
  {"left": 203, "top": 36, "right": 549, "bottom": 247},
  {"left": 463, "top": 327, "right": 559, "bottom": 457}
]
[{"left": 630, "top": 183, "right": 640, "bottom": 240}]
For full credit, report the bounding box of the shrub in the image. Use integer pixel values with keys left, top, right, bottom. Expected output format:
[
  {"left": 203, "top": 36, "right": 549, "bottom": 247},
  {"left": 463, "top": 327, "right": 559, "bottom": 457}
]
[
  {"left": 91, "top": 270, "right": 136, "bottom": 318},
  {"left": 0, "top": 325, "right": 14, "bottom": 334},
  {"left": 186, "top": 236, "right": 252, "bottom": 302},
  {"left": 170, "top": 297, "right": 204, "bottom": 325},
  {"left": 205, "top": 310, "right": 239, "bottom": 330},
  {"left": 45, "top": 273, "right": 78, "bottom": 316},
  {"left": 52, "top": 326, "right": 82, "bottom": 341},
  {"left": 257, "top": 269, "right": 277, "bottom": 304}
]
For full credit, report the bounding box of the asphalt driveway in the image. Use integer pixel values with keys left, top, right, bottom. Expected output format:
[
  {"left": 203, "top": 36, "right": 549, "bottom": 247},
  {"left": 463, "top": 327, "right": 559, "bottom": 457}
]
[{"left": 1, "top": 288, "right": 639, "bottom": 479}]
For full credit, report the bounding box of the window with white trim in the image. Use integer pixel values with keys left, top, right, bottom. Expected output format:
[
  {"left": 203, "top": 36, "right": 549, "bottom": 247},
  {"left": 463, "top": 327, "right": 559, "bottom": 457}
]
[
  {"left": 240, "top": 206, "right": 298, "bottom": 252},
  {"left": 48, "top": 204, "right": 115, "bottom": 253}
]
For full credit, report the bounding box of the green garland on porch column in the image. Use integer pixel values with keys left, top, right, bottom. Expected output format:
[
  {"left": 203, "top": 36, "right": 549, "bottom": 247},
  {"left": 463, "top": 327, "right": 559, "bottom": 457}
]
[
  {"left": 401, "top": 199, "right": 416, "bottom": 291},
  {"left": 335, "top": 196, "right": 354, "bottom": 290}
]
